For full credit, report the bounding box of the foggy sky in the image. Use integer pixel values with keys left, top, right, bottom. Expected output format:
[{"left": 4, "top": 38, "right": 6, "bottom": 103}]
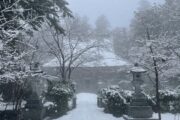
[{"left": 67, "top": 0, "right": 164, "bottom": 28}]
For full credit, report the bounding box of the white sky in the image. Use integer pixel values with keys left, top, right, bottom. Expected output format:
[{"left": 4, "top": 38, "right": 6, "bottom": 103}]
[{"left": 67, "top": 0, "right": 164, "bottom": 28}]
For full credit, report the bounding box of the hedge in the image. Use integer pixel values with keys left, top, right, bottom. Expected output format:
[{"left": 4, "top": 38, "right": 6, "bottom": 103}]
[{"left": 98, "top": 86, "right": 180, "bottom": 117}]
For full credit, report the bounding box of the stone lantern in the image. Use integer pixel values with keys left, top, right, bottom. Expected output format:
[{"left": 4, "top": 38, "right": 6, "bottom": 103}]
[{"left": 124, "top": 63, "right": 157, "bottom": 120}]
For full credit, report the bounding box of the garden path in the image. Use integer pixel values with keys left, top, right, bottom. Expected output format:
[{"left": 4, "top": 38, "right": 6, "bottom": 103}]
[
  {"left": 53, "top": 93, "right": 179, "bottom": 120},
  {"left": 54, "top": 93, "right": 121, "bottom": 120}
]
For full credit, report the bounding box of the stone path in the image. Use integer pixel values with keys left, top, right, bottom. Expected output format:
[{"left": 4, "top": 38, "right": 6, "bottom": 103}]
[{"left": 53, "top": 93, "right": 122, "bottom": 120}]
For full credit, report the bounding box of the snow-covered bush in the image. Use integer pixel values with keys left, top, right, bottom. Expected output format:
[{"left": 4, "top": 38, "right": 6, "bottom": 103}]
[
  {"left": 120, "top": 90, "right": 133, "bottom": 103},
  {"left": 152, "top": 90, "right": 180, "bottom": 113},
  {"left": 98, "top": 86, "right": 127, "bottom": 117},
  {"left": 99, "top": 87, "right": 180, "bottom": 116},
  {"left": 45, "top": 81, "right": 75, "bottom": 116},
  {"left": 98, "top": 86, "right": 156, "bottom": 117}
]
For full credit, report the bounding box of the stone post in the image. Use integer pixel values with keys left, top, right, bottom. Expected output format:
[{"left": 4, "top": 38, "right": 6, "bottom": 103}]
[
  {"left": 22, "top": 62, "right": 45, "bottom": 120},
  {"left": 123, "top": 63, "right": 157, "bottom": 120},
  {"left": 71, "top": 82, "right": 77, "bottom": 109}
]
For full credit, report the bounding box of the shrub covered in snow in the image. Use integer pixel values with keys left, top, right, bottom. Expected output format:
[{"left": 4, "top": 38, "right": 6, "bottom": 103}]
[
  {"left": 98, "top": 86, "right": 127, "bottom": 117},
  {"left": 119, "top": 90, "right": 133, "bottom": 103},
  {"left": 98, "top": 86, "right": 156, "bottom": 117},
  {"left": 99, "top": 85, "right": 180, "bottom": 116},
  {"left": 152, "top": 90, "right": 180, "bottom": 113},
  {"left": 45, "top": 81, "right": 75, "bottom": 116}
]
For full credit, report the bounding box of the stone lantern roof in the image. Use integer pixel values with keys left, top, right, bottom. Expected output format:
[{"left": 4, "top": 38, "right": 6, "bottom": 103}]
[{"left": 130, "top": 63, "right": 146, "bottom": 73}]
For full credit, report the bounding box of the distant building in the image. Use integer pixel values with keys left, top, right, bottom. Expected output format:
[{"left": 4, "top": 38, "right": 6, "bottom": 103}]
[{"left": 43, "top": 50, "right": 131, "bottom": 93}]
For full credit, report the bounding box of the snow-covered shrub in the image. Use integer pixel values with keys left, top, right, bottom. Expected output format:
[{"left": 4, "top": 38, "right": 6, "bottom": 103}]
[
  {"left": 43, "top": 101, "right": 57, "bottom": 117},
  {"left": 100, "top": 86, "right": 180, "bottom": 115},
  {"left": 68, "top": 96, "right": 76, "bottom": 110},
  {"left": 120, "top": 89, "right": 180, "bottom": 113},
  {"left": 45, "top": 81, "right": 75, "bottom": 116},
  {"left": 120, "top": 90, "right": 133, "bottom": 103},
  {"left": 98, "top": 86, "right": 156, "bottom": 116},
  {"left": 121, "top": 89, "right": 180, "bottom": 113},
  {"left": 152, "top": 90, "right": 180, "bottom": 113},
  {"left": 99, "top": 86, "right": 127, "bottom": 117}
]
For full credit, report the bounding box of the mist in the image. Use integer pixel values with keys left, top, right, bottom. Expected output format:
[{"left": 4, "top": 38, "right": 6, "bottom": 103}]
[{"left": 67, "top": 0, "right": 165, "bottom": 27}]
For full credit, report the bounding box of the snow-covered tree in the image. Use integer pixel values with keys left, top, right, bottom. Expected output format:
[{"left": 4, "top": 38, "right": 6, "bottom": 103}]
[
  {"left": 138, "top": 0, "right": 151, "bottom": 11},
  {"left": 129, "top": 4, "right": 173, "bottom": 120},
  {"left": 0, "top": 0, "right": 71, "bottom": 113},
  {"left": 129, "top": 0, "right": 180, "bottom": 117},
  {"left": 112, "top": 27, "right": 130, "bottom": 59},
  {"left": 42, "top": 16, "right": 96, "bottom": 82},
  {"left": 161, "top": 0, "right": 180, "bottom": 59},
  {"left": 94, "top": 15, "right": 111, "bottom": 43}
]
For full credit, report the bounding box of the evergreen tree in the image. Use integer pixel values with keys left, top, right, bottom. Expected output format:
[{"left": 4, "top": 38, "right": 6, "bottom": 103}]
[
  {"left": 112, "top": 27, "right": 129, "bottom": 59},
  {"left": 95, "top": 15, "right": 110, "bottom": 39},
  {"left": 0, "top": 0, "right": 72, "bottom": 115}
]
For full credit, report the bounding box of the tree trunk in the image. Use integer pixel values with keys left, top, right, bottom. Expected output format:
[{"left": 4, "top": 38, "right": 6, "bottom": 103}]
[
  {"left": 61, "top": 65, "right": 66, "bottom": 83},
  {"left": 146, "top": 28, "right": 161, "bottom": 120},
  {"left": 154, "top": 62, "right": 161, "bottom": 120},
  {"left": 149, "top": 46, "right": 161, "bottom": 120},
  {"left": 68, "top": 67, "right": 72, "bottom": 80}
]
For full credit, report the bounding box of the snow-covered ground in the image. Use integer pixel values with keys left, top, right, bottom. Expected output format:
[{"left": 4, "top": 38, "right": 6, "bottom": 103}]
[
  {"left": 54, "top": 93, "right": 179, "bottom": 120},
  {"left": 0, "top": 93, "right": 179, "bottom": 120},
  {"left": 0, "top": 93, "right": 178, "bottom": 120},
  {"left": 54, "top": 93, "right": 121, "bottom": 120},
  {"left": 153, "top": 113, "right": 180, "bottom": 120}
]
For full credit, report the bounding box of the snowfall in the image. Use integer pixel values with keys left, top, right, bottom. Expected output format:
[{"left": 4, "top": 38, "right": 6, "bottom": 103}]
[{"left": 53, "top": 93, "right": 180, "bottom": 120}]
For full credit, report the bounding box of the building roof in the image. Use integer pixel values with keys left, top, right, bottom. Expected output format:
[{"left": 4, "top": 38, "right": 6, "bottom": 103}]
[{"left": 43, "top": 50, "right": 129, "bottom": 67}]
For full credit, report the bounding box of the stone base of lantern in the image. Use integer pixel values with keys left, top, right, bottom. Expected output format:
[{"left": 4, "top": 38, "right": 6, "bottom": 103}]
[
  {"left": 128, "top": 106, "right": 153, "bottom": 118},
  {"left": 123, "top": 96, "right": 158, "bottom": 120},
  {"left": 123, "top": 115, "right": 158, "bottom": 120}
]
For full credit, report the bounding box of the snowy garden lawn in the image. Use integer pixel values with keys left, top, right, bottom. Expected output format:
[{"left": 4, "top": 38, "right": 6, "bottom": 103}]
[{"left": 53, "top": 93, "right": 179, "bottom": 120}]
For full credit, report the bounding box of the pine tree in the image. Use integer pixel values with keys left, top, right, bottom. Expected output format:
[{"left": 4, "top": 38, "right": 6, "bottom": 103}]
[{"left": 0, "top": 0, "right": 72, "bottom": 115}]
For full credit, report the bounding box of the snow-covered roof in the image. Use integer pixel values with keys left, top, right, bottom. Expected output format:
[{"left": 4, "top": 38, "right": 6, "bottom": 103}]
[
  {"left": 81, "top": 50, "right": 128, "bottom": 67},
  {"left": 43, "top": 38, "right": 130, "bottom": 67},
  {"left": 131, "top": 66, "right": 146, "bottom": 73},
  {"left": 43, "top": 50, "right": 129, "bottom": 67}
]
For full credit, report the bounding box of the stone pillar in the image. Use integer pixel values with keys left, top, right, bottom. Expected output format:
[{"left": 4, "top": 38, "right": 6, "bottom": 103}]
[
  {"left": 23, "top": 92, "right": 45, "bottom": 120},
  {"left": 22, "top": 62, "right": 45, "bottom": 120},
  {"left": 71, "top": 82, "right": 77, "bottom": 109},
  {"left": 123, "top": 64, "right": 157, "bottom": 120}
]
